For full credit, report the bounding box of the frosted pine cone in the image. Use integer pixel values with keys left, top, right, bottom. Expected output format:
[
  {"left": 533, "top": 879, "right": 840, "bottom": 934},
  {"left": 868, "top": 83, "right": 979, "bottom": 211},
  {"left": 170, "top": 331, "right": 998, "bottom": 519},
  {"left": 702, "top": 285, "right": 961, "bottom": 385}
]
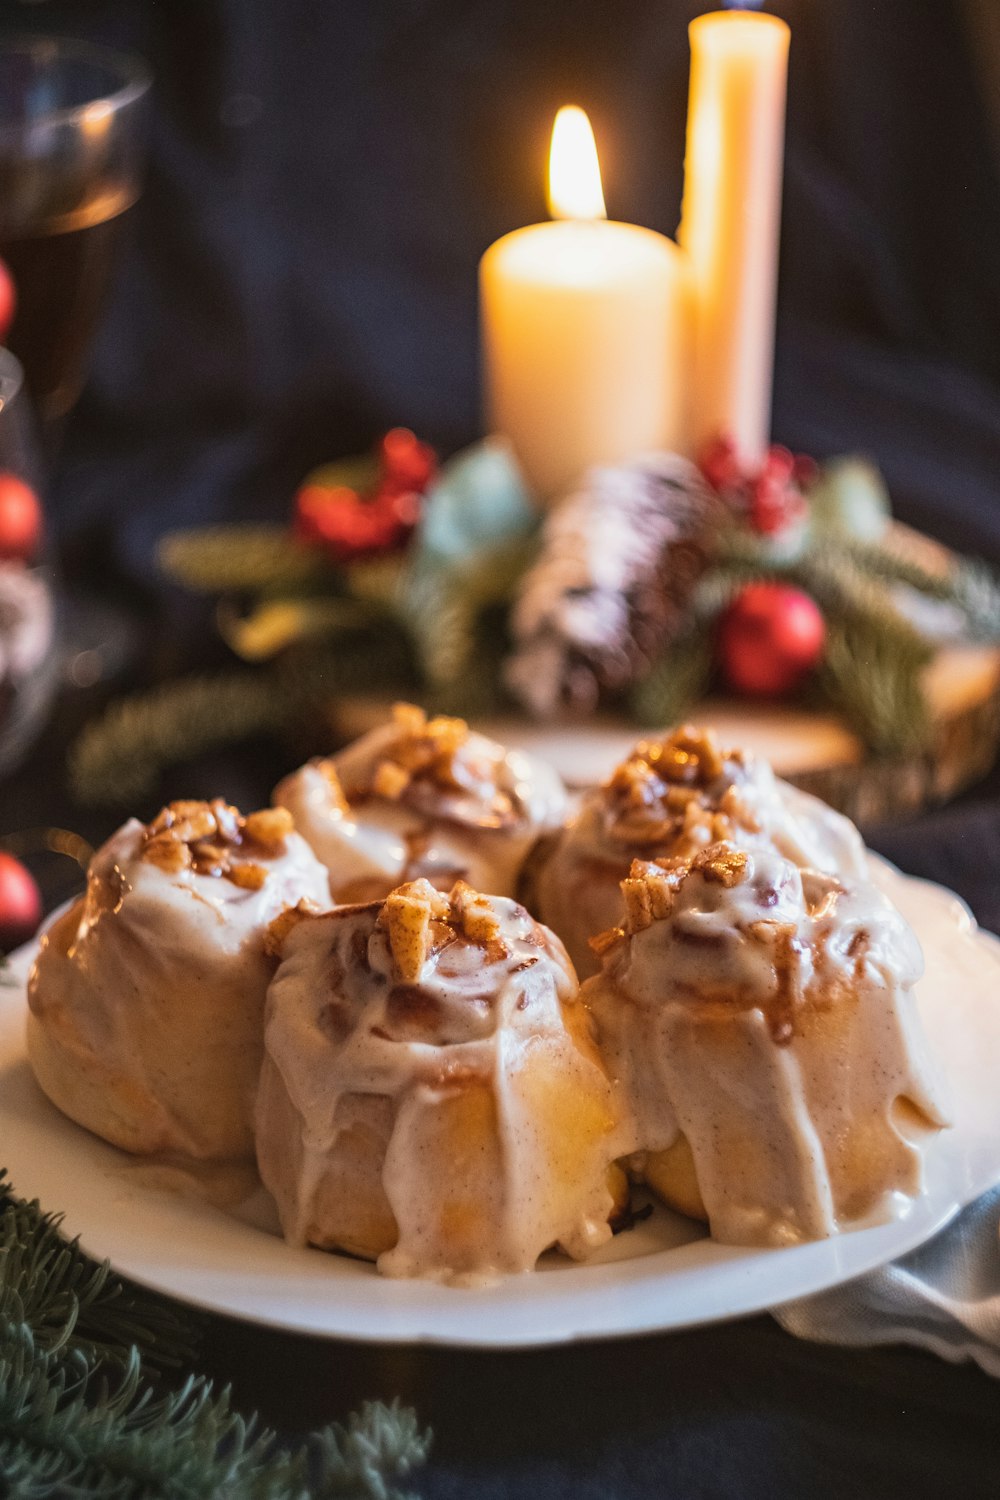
[{"left": 504, "top": 453, "right": 723, "bottom": 719}]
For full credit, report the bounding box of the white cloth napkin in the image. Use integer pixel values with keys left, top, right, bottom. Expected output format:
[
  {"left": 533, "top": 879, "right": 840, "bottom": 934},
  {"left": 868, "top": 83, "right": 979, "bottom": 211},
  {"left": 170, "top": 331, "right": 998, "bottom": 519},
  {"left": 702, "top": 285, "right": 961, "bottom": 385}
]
[{"left": 773, "top": 1186, "right": 1000, "bottom": 1377}]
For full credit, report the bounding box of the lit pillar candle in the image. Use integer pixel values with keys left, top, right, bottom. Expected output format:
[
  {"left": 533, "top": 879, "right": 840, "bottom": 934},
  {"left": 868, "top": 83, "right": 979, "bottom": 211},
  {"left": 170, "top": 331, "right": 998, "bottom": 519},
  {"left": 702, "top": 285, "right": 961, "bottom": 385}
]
[
  {"left": 481, "top": 106, "right": 692, "bottom": 503},
  {"left": 679, "top": 10, "right": 790, "bottom": 465}
]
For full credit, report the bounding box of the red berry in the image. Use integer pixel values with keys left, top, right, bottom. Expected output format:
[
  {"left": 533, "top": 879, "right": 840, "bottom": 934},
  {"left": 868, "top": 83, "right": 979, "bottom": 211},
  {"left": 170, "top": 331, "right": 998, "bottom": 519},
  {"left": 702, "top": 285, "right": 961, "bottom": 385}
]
[
  {"left": 0, "top": 852, "right": 42, "bottom": 951},
  {"left": 293, "top": 484, "right": 360, "bottom": 548},
  {"left": 0, "top": 258, "right": 16, "bottom": 344},
  {"left": 718, "top": 583, "right": 826, "bottom": 698},
  {"left": 698, "top": 435, "right": 743, "bottom": 493},
  {"left": 378, "top": 428, "right": 436, "bottom": 493},
  {"left": 0, "top": 472, "right": 42, "bottom": 562}
]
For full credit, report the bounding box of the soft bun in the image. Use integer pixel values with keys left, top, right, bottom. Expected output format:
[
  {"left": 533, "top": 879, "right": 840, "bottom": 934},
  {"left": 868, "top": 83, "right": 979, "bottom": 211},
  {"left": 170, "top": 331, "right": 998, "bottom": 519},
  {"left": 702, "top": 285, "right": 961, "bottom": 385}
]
[{"left": 27, "top": 800, "right": 331, "bottom": 1159}]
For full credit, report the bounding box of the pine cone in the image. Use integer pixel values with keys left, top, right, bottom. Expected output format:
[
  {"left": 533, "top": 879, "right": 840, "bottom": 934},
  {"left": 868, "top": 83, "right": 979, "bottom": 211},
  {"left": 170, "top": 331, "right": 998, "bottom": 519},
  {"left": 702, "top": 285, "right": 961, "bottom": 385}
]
[{"left": 504, "top": 453, "right": 723, "bottom": 719}]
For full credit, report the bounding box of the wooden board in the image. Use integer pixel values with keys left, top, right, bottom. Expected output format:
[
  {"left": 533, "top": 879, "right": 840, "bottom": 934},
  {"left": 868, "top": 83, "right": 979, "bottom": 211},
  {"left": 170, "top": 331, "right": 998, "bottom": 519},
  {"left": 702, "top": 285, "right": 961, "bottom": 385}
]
[{"left": 334, "top": 641, "right": 1000, "bottom": 825}]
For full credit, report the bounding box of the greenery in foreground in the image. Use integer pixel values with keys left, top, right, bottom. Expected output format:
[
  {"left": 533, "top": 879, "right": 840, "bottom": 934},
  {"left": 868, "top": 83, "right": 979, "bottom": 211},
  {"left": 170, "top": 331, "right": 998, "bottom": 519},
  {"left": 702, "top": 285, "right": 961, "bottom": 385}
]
[{"left": 0, "top": 1171, "right": 430, "bottom": 1498}]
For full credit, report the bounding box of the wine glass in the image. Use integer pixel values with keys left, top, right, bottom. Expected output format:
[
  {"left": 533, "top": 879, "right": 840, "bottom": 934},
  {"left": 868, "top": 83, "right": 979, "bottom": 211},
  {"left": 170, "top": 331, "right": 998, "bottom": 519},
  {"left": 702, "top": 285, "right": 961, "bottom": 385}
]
[{"left": 0, "top": 37, "right": 150, "bottom": 425}]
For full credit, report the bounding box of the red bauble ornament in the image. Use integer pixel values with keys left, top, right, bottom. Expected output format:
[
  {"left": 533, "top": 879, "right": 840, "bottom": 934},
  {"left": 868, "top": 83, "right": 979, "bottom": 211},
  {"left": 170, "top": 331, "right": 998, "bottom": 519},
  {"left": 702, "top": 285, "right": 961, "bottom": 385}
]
[
  {"left": 0, "top": 257, "right": 16, "bottom": 343},
  {"left": 719, "top": 583, "right": 826, "bottom": 698},
  {"left": 0, "top": 852, "right": 42, "bottom": 951},
  {"left": 0, "top": 472, "right": 43, "bottom": 562}
]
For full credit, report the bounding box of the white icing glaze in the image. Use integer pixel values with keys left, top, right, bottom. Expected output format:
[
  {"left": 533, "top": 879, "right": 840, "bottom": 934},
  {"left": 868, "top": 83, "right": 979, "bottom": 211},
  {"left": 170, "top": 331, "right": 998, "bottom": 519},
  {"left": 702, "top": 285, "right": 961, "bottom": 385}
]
[
  {"left": 274, "top": 713, "right": 568, "bottom": 902},
  {"left": 27, "top": 813, "right": 331, "bottom": 1159},
  {"left": 586, "top": 845, "right": 951, "bottom": 1246},
  {"left": 257, "top": 886, "right": 618, "bottom": 1283},
  {"left": 532, "top": 730, "right": 868, "bottom": 977}
]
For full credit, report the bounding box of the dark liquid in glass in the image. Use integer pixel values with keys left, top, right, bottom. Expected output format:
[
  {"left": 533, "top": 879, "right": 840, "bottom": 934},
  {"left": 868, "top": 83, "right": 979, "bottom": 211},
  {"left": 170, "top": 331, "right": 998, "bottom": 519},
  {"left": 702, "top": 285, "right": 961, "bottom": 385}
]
[{"left": 1, "top": 189, "right": 131, "bottom": 424}]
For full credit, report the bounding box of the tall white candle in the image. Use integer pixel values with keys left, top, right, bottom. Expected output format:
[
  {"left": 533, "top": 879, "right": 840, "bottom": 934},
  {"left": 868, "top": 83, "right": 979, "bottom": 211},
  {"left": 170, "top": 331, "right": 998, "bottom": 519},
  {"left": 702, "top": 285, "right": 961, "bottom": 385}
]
[
  {"left": 679, "top": 10, "right": 790, "bottom": 465},
  {"left": 480, "top": 107, "right": 692, "bottom": 503}
]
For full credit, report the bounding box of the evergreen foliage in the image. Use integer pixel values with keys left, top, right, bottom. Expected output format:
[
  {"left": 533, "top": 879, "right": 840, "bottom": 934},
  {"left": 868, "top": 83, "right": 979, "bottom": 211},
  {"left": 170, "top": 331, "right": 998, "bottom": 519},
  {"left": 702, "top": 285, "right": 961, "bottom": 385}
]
[{"left": 0, "top": 1173, "right": 430, "bottom": 1499}]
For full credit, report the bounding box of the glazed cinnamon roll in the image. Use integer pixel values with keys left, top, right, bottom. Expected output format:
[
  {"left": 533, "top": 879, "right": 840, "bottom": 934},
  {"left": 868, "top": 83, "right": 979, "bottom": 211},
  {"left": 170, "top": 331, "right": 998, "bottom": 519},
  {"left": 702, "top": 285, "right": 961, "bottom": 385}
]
[
  {"left": 584, "top": 842, "right": 950, "bottom": 1246},
  {"left": 273, "top": 704, "right": 567, "bottom": 906},
  {"left": 256, "top": 877, "right": 623, "bottom": 1281},
  {"left": 27, "top": 801, "right": 330, "bottom": 1160}
]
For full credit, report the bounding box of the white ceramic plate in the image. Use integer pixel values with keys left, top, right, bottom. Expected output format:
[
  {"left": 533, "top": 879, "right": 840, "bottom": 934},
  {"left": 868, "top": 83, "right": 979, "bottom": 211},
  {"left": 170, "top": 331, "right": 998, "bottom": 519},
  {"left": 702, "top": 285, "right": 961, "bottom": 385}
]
[{"left": 4, "top": 858, "right": 1000, "bottom": 1349}]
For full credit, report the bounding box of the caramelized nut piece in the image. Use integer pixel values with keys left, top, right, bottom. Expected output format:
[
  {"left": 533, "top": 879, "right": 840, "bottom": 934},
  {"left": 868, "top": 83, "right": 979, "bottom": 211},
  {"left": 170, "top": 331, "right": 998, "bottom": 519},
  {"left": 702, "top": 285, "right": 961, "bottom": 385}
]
[
  {"left": 449, "top": 880, "right": 504, "bottom": 947},
  {"left": 391, "top": 701, "right": 427, "bottom": 737},
  {"left": 589, "top": 924, "right": 626, "bottom": 958},
  {"left": 692, "top": 843, "right": 749, "bottom": 887},
  {"left": 373, "top": 760, "right": 412, "bottom": 800},
  {"left": 169, "top": 804, "right": 219, "bottom": 843},
  {"left": 318, "top": 759, "right": 351, "bottom": 815},
  {"left": 381, "top": 878, "right": 450, "bottom": 983},
  {"left": 264, "top": 900, "right": 324, "bottom": 958},
  {"left": 211, "top": 799, "right": 243, "bottom": 843},
  {"left": 245, "top": 806, "right": 294, "bottom": 848},
  {"left": 143, "top": 833, "right": 193, "bottom": 874},
  {"left": 228, "top": 862, "right": 268, "bottom": 891}
]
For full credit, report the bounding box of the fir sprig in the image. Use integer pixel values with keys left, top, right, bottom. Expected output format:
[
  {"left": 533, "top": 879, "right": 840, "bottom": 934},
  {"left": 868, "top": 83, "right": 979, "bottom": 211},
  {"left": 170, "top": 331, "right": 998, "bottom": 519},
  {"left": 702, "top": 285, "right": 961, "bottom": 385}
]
[
  {"left": 0, "top": 1173, "right": 430, "bottom": 1498},
  {"left": 629, "top": 630, "right": 714, "bottom": 725},
  {"left": 68, "top": 672, "right": 294, "bottom": 806},
  {"left": 819, "top": 616, "right": 933, "bottom": 756},
  {"left": 158, "top": 527, "right": 333, "bottom": 597}
]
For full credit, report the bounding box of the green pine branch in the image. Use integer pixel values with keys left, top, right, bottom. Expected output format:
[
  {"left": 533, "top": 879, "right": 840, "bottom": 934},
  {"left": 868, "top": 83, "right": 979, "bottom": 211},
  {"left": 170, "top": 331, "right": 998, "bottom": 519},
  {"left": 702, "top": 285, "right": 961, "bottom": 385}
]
[
  {"left": 818, "top": 616, "right": 932, "bottom": 756},
  {"left": 68, "top": 671, "right": 296, "bottom": 806},
  {"left": 628, "top": 630, "right": 715, "bottom": 726},
  {"left": 158, "top": 527, "right": 334, "bottom": 597},
  {"left": 0, "top": 1172, "right": 430, "bottom": 1499}
]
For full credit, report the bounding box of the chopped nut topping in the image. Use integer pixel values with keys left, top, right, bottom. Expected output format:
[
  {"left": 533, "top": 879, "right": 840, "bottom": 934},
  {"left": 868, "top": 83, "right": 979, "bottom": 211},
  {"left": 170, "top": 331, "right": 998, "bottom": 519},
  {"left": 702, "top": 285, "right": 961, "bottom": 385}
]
[
  {"left": 448, "top": 879, "right": 508, "bottom": 959},
  {"left": 691, "top": 843, "right": 749, "bottom": 887},
  {"left": 148, "top": 801, "right": 219, "bottom": 844},
  {"left": 641, "top": 725, "right": 726, "bottom": 786},
  {"left": 377, "top": 876, "right": 515, "bottom": 980},
  {"left": 604, "top": 727, "right": 747, "bottom": 847},
  {"left": 620, "top": 859, "right": 685, "bottom": 933},
  {"left": 392, "top": 701, "right": 428, "bottom": 738},
  {"left": 590, "top": 843, "right": 750, "bottom": 958},
  {"left": 373, "top": 759, "right": 412, "bottom": 800},
  {"left": 316, "top": 759, "right": 351, "bottom": 815},
  {"left": 347, "top": 702, "right": 519, "bottom": 829},
  {"left": 141, "top": 798, "right": 292, "bottom": 887},
  {"left": 380, "top": 878, "right": 451, "bottom": 983},
  {"left": 588, "top": 924, "right": 626, "bottom": 958},
  {"left": 143, "top": 833, "right": 193, "bottom": 874},
  {"left": 264, "top": 900, "right": 325, "bottom": 958},
  {"left": 244, "top": 806, "right": 294, "bottom": 848}
]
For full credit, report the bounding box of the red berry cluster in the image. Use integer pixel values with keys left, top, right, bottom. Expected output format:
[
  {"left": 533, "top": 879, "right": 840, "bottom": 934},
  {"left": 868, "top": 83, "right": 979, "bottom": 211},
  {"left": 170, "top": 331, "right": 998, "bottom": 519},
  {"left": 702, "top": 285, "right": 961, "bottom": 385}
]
[
  {"left": 699, "top": 435, "right": 815, "bottom": 537},
  {"left": 294, "top": 428, "right": 437, "bottom": 565}
]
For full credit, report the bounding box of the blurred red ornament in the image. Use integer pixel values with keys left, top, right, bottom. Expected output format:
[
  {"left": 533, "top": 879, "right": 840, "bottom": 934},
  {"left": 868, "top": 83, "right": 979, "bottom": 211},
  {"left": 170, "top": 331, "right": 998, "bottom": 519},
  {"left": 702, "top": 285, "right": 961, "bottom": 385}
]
[
  {"left": 718, "top": 582, "right": 826, "bottom": 698},
  {"left": 379, "top": 427, "right": 437, "bottom": 493},
  {"left": 0, "top": 257, "right": 16, "bottom": 343},
  {"left": 0, "top": 472, "right": 42, "bottom": 562},
  {"left": 0, "top": 851, "right": 42, "bottom": 951}
]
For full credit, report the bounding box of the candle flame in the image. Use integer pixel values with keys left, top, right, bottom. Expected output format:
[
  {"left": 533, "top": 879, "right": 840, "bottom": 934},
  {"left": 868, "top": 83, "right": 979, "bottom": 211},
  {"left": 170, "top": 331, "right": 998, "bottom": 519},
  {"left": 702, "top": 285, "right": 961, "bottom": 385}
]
[{"left": 547, "top": 106, "right": 607, "bottom": 222}]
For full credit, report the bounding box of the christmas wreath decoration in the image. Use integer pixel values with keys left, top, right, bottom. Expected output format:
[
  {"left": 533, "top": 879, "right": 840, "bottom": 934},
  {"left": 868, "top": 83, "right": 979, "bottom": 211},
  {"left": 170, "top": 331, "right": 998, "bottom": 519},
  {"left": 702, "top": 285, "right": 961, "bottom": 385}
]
[{"left": 71, "top": 430, "right": 1000, "bottom": 805}]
